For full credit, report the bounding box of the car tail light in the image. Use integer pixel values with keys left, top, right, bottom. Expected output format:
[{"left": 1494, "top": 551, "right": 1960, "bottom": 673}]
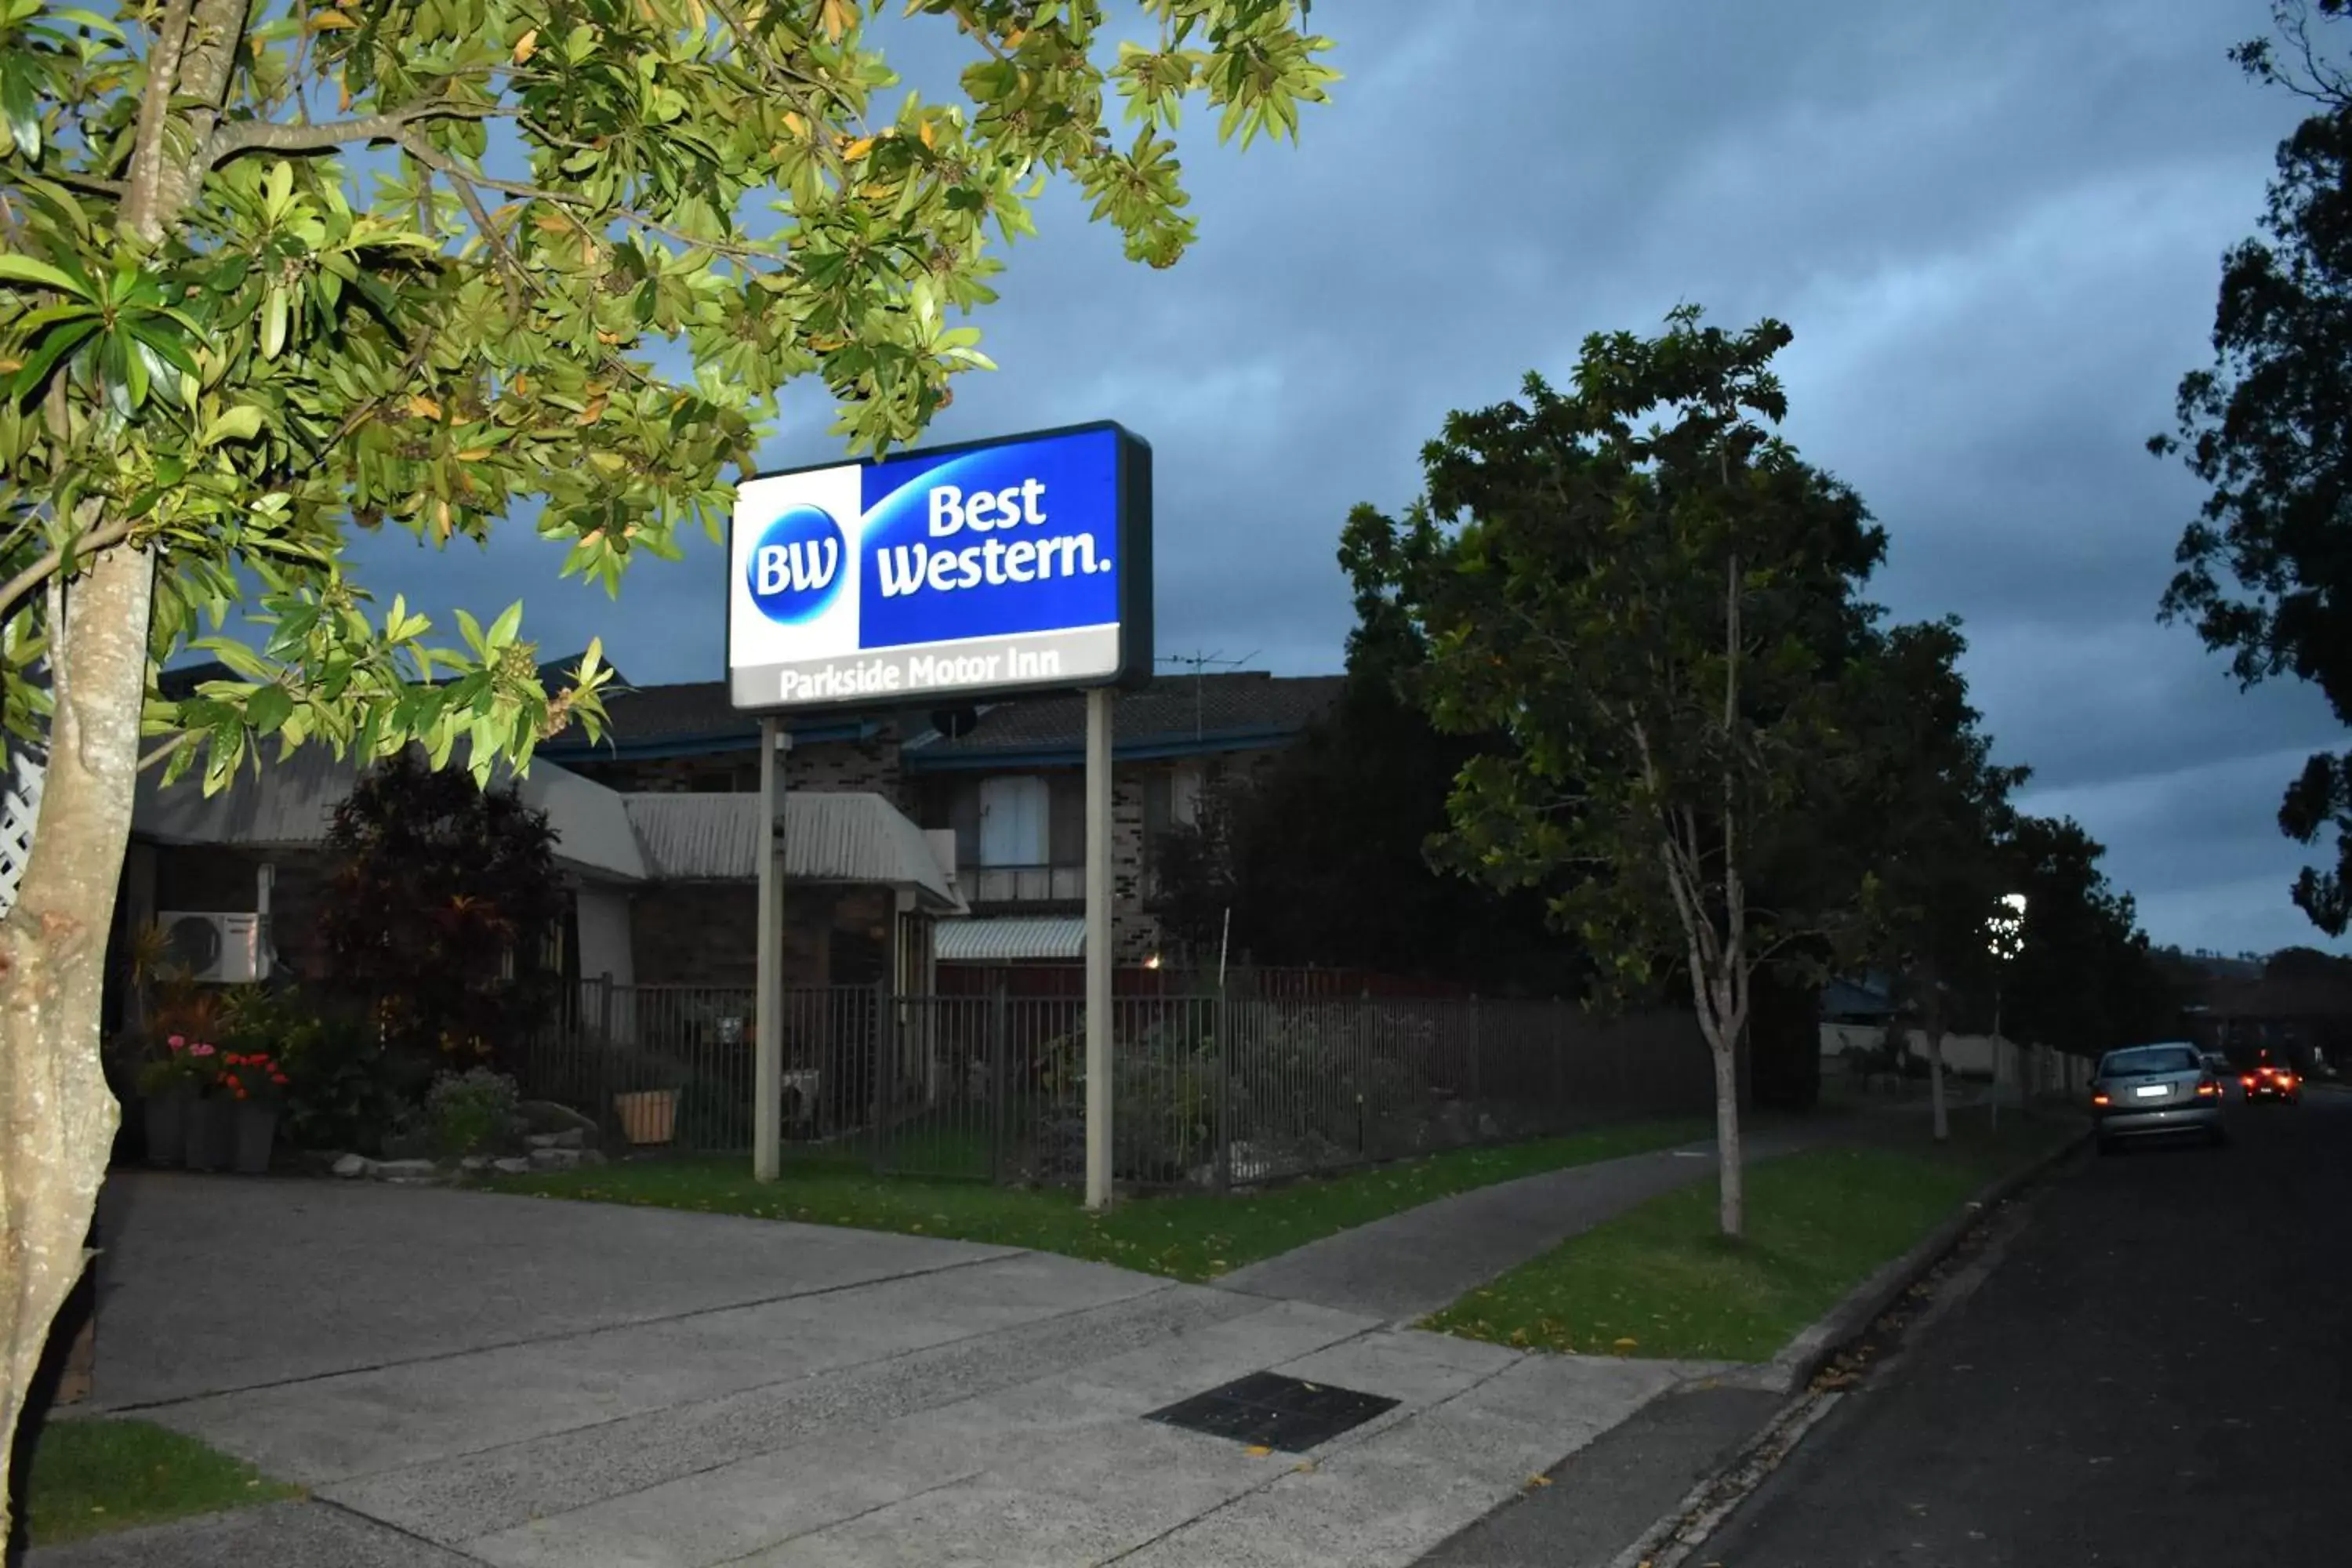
[
  {"left": 2198, "top": 1083, "right": 2219, "bottom": 1097},
  {"left": 2092, "top": 1091, "right": 2110, "bottom": 1106},
  {"left": 2242, "top": 1075, "right": 2256, "bottom": 1087}
]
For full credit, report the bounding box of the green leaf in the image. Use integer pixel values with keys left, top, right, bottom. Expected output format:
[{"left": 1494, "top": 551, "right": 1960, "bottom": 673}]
[
  {"left": 485, "top": 601, "right": 522, "bottom": 649},
  {"left": 200, "top": 405, "right": 267, "bottom": 447},
  {"left": 247, "top": 684, "right": 295, "bottom": 737},
  {"left": 3, "top": 317, "right": 99, "bottom": 397},
  {"left": 0, "top": 254, "right": 84, "bottom": 296},
  {"left": 1, "top": 59, "right": 38, "bottom": 159},
  {"left": 260, "top": 288, "right": 288, "bottom": 360}
]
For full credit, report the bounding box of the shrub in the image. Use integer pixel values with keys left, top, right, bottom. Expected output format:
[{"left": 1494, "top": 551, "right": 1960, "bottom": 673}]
[{"left": 425, "top": 1069, "right": 521, "bottom": 1159}]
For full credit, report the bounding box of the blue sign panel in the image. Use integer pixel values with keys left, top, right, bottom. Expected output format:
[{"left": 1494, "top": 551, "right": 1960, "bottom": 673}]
[{"left": 728, "top": 423, "right": 1151, "bottom": 712}]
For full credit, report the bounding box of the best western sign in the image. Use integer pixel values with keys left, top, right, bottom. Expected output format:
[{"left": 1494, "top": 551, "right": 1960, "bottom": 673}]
[{"left": 727, "top": 423, "right": 1152, "bottom": 713}]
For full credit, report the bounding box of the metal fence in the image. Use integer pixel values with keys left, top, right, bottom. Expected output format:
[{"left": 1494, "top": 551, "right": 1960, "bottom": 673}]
[{"left": 523, "top": 978, "right": 1714, "bottom": 1189}]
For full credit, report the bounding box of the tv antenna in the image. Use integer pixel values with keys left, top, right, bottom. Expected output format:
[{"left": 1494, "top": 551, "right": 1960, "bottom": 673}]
[{"left": 1157, "top": 648, "right": 1258, "bottom": 741}]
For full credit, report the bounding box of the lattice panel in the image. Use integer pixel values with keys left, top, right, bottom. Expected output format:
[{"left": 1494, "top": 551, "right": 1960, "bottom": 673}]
[{"left": 0, "top": 742, "right": 44, "bottom": 919}]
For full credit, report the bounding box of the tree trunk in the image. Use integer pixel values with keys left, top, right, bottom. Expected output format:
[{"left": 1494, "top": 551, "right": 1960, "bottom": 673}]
[
  {"left": 0, "top": 545, "right": 156, "bottom": 1541},
  {"left": 1925, "top": 995, "right": 1950, "bottom": 1143},
  {"left": 1710, "top": 1034, "right": 1744, "bottom": 1237}
]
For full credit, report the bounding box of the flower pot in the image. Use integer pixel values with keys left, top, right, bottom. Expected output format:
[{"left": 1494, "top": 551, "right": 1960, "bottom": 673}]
[
  {"left": 230, "top": 1103, "right": 278, "bottom": 1175},
  {"left": 182, "top": 1098, "right": 234, "bottom": 1173},
  {"left": 143, "top": 1092, "right": 191, "bottom": 1168},
  {"left": 614, "top": 1090, "right": 677, "bottom": 1147}
]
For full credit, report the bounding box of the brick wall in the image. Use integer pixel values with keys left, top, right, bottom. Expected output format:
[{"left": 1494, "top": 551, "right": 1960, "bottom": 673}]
[
  {"left": 1111, "top": 773, "right": 1158, "bottom": 960},
  {"left": 628, "top": 883, "right": 898, "bottom": 989}
]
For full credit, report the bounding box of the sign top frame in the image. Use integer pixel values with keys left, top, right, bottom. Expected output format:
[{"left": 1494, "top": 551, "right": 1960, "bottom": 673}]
[{"left": 724, "top": 419, "right": 1153, "bottom": 717}]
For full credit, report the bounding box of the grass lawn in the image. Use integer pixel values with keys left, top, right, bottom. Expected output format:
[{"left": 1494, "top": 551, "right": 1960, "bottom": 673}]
[
  {"left": 22, "top": 1417, "right": 299, "bottom": 1546},
  {"left": 492, "top": 1117, "right": 1709, "bottom": 1283},
  {"left": 1424, "top": 1117, "right": 2076, "bottom": 1363}
]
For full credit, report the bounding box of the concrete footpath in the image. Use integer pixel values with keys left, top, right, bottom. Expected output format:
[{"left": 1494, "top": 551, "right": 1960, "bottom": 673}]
[
  {"left": 49, "top": 1169, "right": 1738, "bottom": 1568},
  {"left": 1219, "top": 1127, "right": 1821, "bottom": 1323}
]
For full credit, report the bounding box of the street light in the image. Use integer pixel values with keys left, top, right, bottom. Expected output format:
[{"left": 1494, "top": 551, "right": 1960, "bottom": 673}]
[{"left": 1987, "top": 893, "right": 2027, "bottom": 1125}]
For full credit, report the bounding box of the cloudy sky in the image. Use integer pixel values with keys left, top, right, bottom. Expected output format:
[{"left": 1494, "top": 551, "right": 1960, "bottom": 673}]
[{"left": 347, "top": 0, "right": 2346, "bottom": 959}]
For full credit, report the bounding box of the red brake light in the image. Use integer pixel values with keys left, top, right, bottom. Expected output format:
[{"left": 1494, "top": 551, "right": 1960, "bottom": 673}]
[
  {"left": 2198, "top": 1083, "right": 2219, "bottom": 1097},
  {"left": 2242, "top": 1075, "right": 2256, "bottom": 1087},
  {"left": 2092, "top": 1091, "right": 2111, "bottom": 1106}
]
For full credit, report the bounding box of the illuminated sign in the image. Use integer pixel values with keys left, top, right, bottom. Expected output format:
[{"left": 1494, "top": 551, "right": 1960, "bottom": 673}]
[{"left": 728, "top": 423, "right": 1152, "bottom": 712}]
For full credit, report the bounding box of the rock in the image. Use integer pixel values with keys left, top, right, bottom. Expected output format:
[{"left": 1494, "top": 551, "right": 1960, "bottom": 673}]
[
  {"left": 528, "top": 1146, "right": 586, "bottom": 1171},
  {"left": 372, "top": 1159, "right": 436, "bottom": 1180},
  {"left": 1476, "top": 1112, "right": 1501, "bottom": 1139},
  {"left": 459, "top": 1156, "right": 492, "bottom": 1174},
  {"left": 516, "top": 1100, "right": 600, "bottom": 1138},
  {"left": 578, "top": 1149, "right": 607, "bottom": 1167},
  {"left": 492, "top": 1157, "right": 531, "bottom": 1176},
  {"left": 524, "top": 1128, "right": 586, "bottom": 1151},
  {"left": 331, "top": 1152, "right": 369, "bottom": 1179},
  {"left": 525, "top": 1134, "right": 557, "bottom": 1150}
]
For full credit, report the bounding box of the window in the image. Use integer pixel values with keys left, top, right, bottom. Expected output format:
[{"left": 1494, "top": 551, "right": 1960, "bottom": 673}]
[{"left": 978, "top": 775, "right": 1048, "bottom": 867}]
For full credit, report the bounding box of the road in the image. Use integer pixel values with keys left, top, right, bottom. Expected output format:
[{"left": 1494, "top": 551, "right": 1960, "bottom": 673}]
[{"left": 1705, "top": 1091, "right": 2352, "bottom": 1567}]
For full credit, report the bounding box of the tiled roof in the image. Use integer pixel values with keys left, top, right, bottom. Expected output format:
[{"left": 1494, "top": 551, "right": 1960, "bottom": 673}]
[
  {"left": 909, "top": 673, "right": 1345, "bottom": 761},
  {"left": 546, "top": 670, "right": 1345, "bottom": 762}
]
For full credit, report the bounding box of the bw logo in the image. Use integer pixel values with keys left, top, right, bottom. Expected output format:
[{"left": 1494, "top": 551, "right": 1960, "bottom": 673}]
[{"left": 746, "top": 505, "right": 847, "bottom": 625}]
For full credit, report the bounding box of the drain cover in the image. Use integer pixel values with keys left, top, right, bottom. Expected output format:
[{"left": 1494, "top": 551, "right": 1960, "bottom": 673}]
[{"left": 1145, "top": 1370, "right": 1399, "bottom": 1452}]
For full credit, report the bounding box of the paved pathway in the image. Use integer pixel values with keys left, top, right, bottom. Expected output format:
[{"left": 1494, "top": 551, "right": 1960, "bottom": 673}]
[
  {"left": 1217, "top": 1126, "right": 1826, "bottom": 1323},
  {"left": 45, "top": 1170, "right": 1726, "bottom": 1568}
]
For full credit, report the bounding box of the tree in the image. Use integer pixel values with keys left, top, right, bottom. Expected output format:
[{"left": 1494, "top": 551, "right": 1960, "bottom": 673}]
[
  {"left": 2155, "top": 0, "right": 2352, "bottom": 933},
  {"left": 1219, "top": 666, "right": 1588, "bottom": 996},
  {"left": 1999, "top": 815, "right": 2182, "bottom": 1058},
  {"left": 321, "top": 750, "right": 564, "bottom": 1073},
  {"left": 1341, "top": 307, "right": 1887, "bottom": 1237},
  {"left": 0, "top": 0, "right": 1334, "bottom": 1529},
  {"left": 1846, "top": 618, "right": 2027, "bottom": 1139}
]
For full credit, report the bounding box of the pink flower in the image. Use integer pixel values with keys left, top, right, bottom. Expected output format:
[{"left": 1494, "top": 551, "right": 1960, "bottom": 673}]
[
  {"left": 167, "top": 1035, "right": 186, "bottom": 1051},
  {"left": 190, "top": 1042, "right": 217, "bottom": 1058}
]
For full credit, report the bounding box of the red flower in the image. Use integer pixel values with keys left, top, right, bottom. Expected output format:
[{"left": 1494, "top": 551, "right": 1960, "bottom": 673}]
[
  {"left": 270, "top": 1073, "right": 291, "bottom": 1086},
  {"left": 166, "top": 1035, "right": 186, "bottom": 1052}
]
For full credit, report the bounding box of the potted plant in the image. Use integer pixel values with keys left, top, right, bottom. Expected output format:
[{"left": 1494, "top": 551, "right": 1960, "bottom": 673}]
[
  {"left": 134, "top": 1035, "right": 209, "bottom": 1167},
  {"left": 213, "top": 1050, "right": 293, "bottom": 1174},
  {"left": 613, "top": 1054, "right": 685, "bottom": 1147},
  {"left": 178, "top": 1040, "right": 233, "bottom": 1171}
]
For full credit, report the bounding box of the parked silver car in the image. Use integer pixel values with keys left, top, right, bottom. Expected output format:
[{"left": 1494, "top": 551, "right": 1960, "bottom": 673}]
[{"left": 2092, "top": 1042, "right": 2226, "bottom": 1152}]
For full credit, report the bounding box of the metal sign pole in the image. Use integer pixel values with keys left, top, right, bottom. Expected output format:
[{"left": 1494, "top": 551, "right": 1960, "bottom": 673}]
[
  {"left": 754, "top": 717, "right": 786, "bottom": 1181},
  {"left": 1084, "top": 686, "right": 1115, "bottom": 1210}
]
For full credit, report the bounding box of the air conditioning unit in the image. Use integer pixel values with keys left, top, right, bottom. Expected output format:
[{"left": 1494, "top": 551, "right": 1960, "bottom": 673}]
[{"left": 155, "top": 911, "right": 269, "bottom": 985}]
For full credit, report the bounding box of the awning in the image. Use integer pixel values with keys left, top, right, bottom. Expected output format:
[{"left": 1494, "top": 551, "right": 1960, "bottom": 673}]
[
  {"left": 132, "top": 747, "right": 652, "bottom": 885},
  {"left": 622, "top": 792, "right": 964, "bottom": 913},
  {"left": 935, "top": 915, "right": 1087, "bottom": 963}
]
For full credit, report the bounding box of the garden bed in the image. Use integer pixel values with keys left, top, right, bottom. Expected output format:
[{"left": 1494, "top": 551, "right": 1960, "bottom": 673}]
[{"left": 486, "top": 1116, "right": 1709, "bottom": 1282}]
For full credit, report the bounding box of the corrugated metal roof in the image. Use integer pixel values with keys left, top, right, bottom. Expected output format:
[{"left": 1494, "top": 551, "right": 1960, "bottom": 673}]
[
  {"left": 134, "top": 749, "right": 653, "bottom": 884},
  {"left": 622, "top": 792, "right": 963, "bottom": 912},
  {"left": 934, "top": 915, "right": 1087, "bottom": 962}
]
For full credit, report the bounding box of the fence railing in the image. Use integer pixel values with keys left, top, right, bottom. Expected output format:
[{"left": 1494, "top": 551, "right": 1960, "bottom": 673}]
[{"left": 523, "top": 979, "right": 1713, "bottom": 1189}]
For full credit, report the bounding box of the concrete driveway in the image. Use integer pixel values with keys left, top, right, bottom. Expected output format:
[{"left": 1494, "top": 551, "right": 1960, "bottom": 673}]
[{"left": 61, "top": 1171, "right": 1716, "bottom": 1567}]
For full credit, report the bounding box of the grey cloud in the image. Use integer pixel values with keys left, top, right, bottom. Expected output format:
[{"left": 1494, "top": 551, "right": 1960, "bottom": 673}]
[{"left": 336, "top": 0, "right": 2340, "bottom": 954}]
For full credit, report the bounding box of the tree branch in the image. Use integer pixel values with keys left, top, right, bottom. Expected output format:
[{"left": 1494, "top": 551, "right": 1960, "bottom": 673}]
[
  {"left": 122, "top": 0, "right": 198, "bottom": 241},
  {"left": 206, "top": 102, "right": 510, "bottom": 165},
  {"left": 0, "top": 519, "right": 140, "bottom": 629},
  {"left": 395, "top": 137, "right": 779, "bottom": 263}
]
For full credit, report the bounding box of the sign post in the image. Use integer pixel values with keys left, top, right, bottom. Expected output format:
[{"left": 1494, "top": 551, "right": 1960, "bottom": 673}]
[
  {"left": 753, "top": 718, "right": 786, "bottom": 1181},
  {"left": 1084, "top": 686, "right": 1114, "bottom": 1210},
  {"left": 727, "top": 423, "right": 1152, "bottom": 1185}
]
